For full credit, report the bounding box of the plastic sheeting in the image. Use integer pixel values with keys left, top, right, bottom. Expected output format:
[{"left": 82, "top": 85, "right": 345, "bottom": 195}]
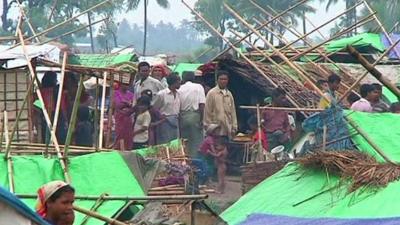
[
  {"left": 0, "top": 152, "right": 145, "bottom": 225},
  {"left": 222, "top": 111, "right": 400, "bottom": 225}
]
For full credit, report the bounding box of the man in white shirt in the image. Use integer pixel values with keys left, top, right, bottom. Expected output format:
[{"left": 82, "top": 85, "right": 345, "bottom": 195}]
[
  {"left": 153, "top": 74, "right": 181, "bottom": 144},
  {"left": 179, "top": 71, "right": 206, "bottom": 157},
  {"left": 351, "top": 84, "right": 378, "bottom": 113},
  {"left": 134, "top": 61, "right": 165, "bottom": 99}
]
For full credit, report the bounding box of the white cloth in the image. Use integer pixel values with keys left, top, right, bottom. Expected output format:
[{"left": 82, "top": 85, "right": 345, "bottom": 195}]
[
  {"left": 350, "top": 98, "right": 373, "bottom": 112},
  {"left": 179, "top": 81, "right": 206, "bottom": 111},
  {"left": 133, "top": 111, "right": 151, "bottom": 143},
  {"left": 153, "top": 88, "right": 181, "bottom": 116},
  {"left": 134, "top": 76, "right": 164, "bottom": 99}
]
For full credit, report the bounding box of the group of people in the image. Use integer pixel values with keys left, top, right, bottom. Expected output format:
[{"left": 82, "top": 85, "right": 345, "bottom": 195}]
[{"left": 316, "top": 73, "right": 400, "bottom": 114}]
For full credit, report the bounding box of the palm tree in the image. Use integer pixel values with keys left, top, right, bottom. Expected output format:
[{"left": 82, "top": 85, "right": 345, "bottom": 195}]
[
  {"left": 320, "top": 0, "right": 358, "bottom": 36},
  {"left": 364, "top": 0, "right": 400, "bottom": 33},
  {"left": 126, "top": 0, "right": 170, "bottom": 56}
]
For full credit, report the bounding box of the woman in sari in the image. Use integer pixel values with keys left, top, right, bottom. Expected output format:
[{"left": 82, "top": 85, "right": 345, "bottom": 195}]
[{"left": 113, "top": 82, "right": 135, "bottom": 150}]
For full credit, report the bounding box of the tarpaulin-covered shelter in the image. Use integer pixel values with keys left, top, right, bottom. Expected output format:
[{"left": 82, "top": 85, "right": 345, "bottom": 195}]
[
  {"left": 0, "top": 186, "right": 49, "bottom": 225},
  {"left": 221, "top": 111, "right": 400, "bottom": 225}
]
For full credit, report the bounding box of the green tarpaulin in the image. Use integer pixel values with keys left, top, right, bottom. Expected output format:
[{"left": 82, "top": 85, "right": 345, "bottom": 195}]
[
  {"left": 221, "top": 111, "right": 400, "bottom": 224},
  {"left": 0, "top": 152, "right": 145, "bottom": 225},
  {"left": 68, "top": 54, "right": 137, "bottom": 68},
  {"left": 172, "top": 63, "right": 202, "bottom": 77},
  {"left": 324, "top": 33, "right": 385, "bottom": 53},
  {"left": 382, "top": 87, "right": 398, "bottom": 104}
]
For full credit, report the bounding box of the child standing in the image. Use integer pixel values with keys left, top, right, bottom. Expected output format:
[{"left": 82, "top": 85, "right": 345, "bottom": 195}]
[
  {"left": 132, "top": 96, "right": 152, "bottom": 149},
  {"left": 208, "top": 136, "right": 228, "bottom": 194}
]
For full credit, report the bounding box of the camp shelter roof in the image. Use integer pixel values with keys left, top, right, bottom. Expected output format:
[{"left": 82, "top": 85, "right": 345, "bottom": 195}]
[
  {"left": 0, "top": 186, "right": 50, "bottom": 225},
  {"left": 68, "top": 53, "right": 137, "bottom": 68},
  {"left": 172, "top": 63, "right": 203, "bottom": 76},
  {"left": 221, "top": 111, "right": 400, "bottom": 225},
  {"left": 382, "top": 87, "right": 398, "bottom": 104},
  {"left": 324, "top": 33, "right": 386, "bottom": 53},
  {"left": 0, "top": 151, "right": 145, "bottom": 225}
]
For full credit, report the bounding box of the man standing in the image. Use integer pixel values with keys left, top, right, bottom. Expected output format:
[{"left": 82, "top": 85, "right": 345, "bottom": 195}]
[
  {"left": 153, "top": 74, "right": 181, "bottom": 144},
  {"left": 134, "top": 61, "right": 164, "bottom": 99},
  {"left": 204, "top": 70, "right": 237, "bottom": 139},
  {"left": 263, "top": 88, "right": 291, "bottom": 150},
  {"left": 319, "top": 74, "right": 341, "bottom": 109},
  {"left": 179, "top": 71, "right": 206, "bottom": 157}
]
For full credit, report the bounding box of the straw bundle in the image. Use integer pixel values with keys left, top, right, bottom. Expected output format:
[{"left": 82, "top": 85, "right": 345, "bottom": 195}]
[{"left": 296, "top": 150, "right": 400, "bottom": 192}]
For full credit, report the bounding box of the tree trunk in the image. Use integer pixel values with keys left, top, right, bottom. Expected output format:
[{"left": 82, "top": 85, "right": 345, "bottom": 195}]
[
  {"left": 142, "top": 0, "right": 148, "bottom": 56},
  {"left": 302, "top": 10, "right": 306, "bottom": 46},
  {"left": 87, "top": 12, "right": 95, "bottom": 53},
  {"left": 112, "top": 32, "right": 118, "bottom": 47},
  {"left": 2, "top": 0, "right": 9, "bottom": 31}
]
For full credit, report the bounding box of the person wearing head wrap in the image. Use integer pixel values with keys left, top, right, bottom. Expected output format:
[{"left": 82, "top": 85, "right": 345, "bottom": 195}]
[
  {"left": 151, "top": 65, "right": 169, "bottom": 89},
  {"left": 36, "top": 180, "right": 75, "bottom": 225}
]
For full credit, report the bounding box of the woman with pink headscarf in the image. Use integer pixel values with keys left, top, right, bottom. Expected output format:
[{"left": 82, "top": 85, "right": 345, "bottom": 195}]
[{"left": 151, "top": 65, "right": 168, "bottom": 89}]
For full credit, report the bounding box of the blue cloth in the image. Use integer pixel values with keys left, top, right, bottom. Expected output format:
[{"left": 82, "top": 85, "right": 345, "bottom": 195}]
[
  {"left": 380, "top": 33, "right": 400, "bottom": 59},
  {"left": 0, "top": 186, "right": 50, "bottom": 225},
  {"left": 239, "top": 213, "right": 400, "bottom": 225},
  {"left": 302, "top": 104, "right": 353, "bottom": 151}
]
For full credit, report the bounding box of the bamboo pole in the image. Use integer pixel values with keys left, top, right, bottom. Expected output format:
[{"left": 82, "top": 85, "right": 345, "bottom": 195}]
[
  {"left": 223, "top": 2, "right": 327, "bottom": 99},
  {"left": 285, "top": 14, "right": 375, "bottom": 62},
  {"left": 229, "top": 28, "right": 301, "bottom": 85},
  {"left": 3, "top": 111, "right": 14, "bottom": 193},
  {"left": 17, "top": 194, "right": 208, "bottom": 201},
  {"left": 47, "top": 0, "right": 59, "bottom": 26},
  {"left": 11, "top": 0, "right": 111, "bottom": 48},
  {"left": 347, "top": 45, "right": 400, "bottom": 99},
  {"left": 80, "top": 194, "right": 108, "bottom": 225},
  {"left": 278, "top": 1, "right": 363, "bottom": 52},
  {"left": 181, "top": 0, "right": 301, "bottom": 109},
  {"left": 73, "top": 205, "right": 128, "bottom": 225},
  {"left": 322, "top": 125, "right": 327, "bottom": 152},
  {"left": 106, "top": 74, "right": 114, "bottom": 147},
  {"left": 94, "top": 77, "right": 100, "bottom": 150},
  {"left": 251, "top": 2, "right": 359, "bottom": 83},
  {"left": 346, "top": 116, "right": 395, "bottom": 164},
  {"left": 99, "top": 72, "right": 108, "bottom": 149},
  {"left": 0, "top": 112, "right": 3, "bottom": 151},
  {"left": 40, "top": 17, "right": 108, "bottom": 46},
  {"left": 256, "top": 104, "right": 263, "bottom": 158},
  {"left": 16, "top": 28, "right": 71, "bottom": 183},
  {"left": 338, "top": 37, "right": 400, "bottom": 103},
  {"left": 363, "top": 0, "right": 400, "bottom": 59},
  {"left": 64, "top": 75, "right": 85, "bottom": 156},
  {"left": 240, "top": 106, "right": 324, "bottom": 112},
  {"left": 51, "top": 51, "right": 67, "bottom": 139},
  {"left": 15, "top": 0, "right": 41, "bottom": 43},
  {"left": 4, "top": 73, "right": 35, "bottom": 158},
  {"left": 210, "top": 0, "right": 310, "bottom": 61}
]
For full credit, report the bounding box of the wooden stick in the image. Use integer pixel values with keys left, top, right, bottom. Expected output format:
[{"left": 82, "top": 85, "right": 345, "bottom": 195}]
[
  {"left": 345, "top": 116, "right": 395, "bottom": 164},
  {"left": 40, "top": 17, "right": 108, "bottom": 45},
  {"left": 73, "top": 205, "right": 128, "bottom": 225},
  {"left": 64, "top": 75, "right": 85, "bottom": 156},
  {"left": 363, "top": 0, "right": 400, "bottom": 59},
  {"left": 210, "top": 0, "right": 310, "bottom": 61},
  {"left": 4, "top": 73, "right": 35, "bottom": 158},
  {"left": 182, "top": 0, "right": 301, "bottom": 109},
  {"left": 256, "top": 104, "right": 262, "bottom": 157},
  {"left": 11, "top": 0, "right": 111, "bottom": 48},
  {"left": 223, "top": 2, "right": 327, "bottom": 99},
  {"left": 18, "top": 194, "right": 208, "bottom": 201},
  {"left": 347, "top": 45, "right": 400, "bottom": 100},
  {"left": 4, "top": 112, "right": 9, "bottom": 152},
  {"left": 285, "top": 14, "right": 375, "bottom": 62},
  {"left": 94, "top": 77, "right": 100, "bottom": 150},
  {"left": 278, "top": 1, "right": 363, "bottom": 52},
  {"left": 0, "top": 112, "right": 3, "bottom": 151},
  {"left": 17, "top": 28, "right": 71, "bottom": 183},
  {"left": 240, "top": 106, "right": 324, "bottom": 112},
  {"left": 80, "top": 193, "right": 108, "bottom": 225},
  {"left": 322, "top": 125, "right": 327, "bottom": 152},
  {"left": 106, "top": 74, "right": 114, "bottom": 147},
  {"left": 51, "top": 51, "right": 67, "bottom": 138},
  {"left": 99, "top": 72, "right": 108, "bottom": 149},
  {"left": 16, "top": 0, "right": 41, "bottom": 43},
  {"left": 47, "top": 0, "right": 59, "bottom": 27},
  {"left": 338, "top": 37, "right": 400, "bottom": 103}
]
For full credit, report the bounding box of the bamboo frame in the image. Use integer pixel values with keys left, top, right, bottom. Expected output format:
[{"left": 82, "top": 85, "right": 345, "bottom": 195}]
[
  {"left": 80, "top": 193, "right": 108, "bottom": 225},
  {"left": 94, "top": 77, "right": 100, "bottom": 150},
  {"left": 11, "top": 0, "right": 111, "bottom": 48},
  {"left": 16, "top": 28, "right": 71, "bottom": 183},
  {"left": 15, "top": 0, "right": 41, "bottom": 43},
  {"left": 17, "top": 194, "right": 208, "bottom": 201},
  {"left": 363, "top": 0, "right": 400, "bottom": 59},
  {"left": 64, "top": 75, "right": 85, "bottom": 156},
  {"left": 223, "top": 2, "right": 327, "bottom": 100},
  {"left": 211, "top": 0, "right": 310, "bottom": 60},
  {"left": 73, "top": 205, "right": 128, "bottom": 225},
  {"left": 252, "top": 2, "right": 362, "bottom": 90},
  {"left": 98, "top": 72, "right": 108, "bottom": 149},
  {"left": 338, "top": 37, "right": 400, "bottom": 102},
  {"left": 181, "top": 0, "right": 302, "bottom": 109},
  {"left": 4, "top": 111, "right": 15, "bottom": 193},
  {"left": 240, "top": 106, "right": 324, "bottom": 112},
  {"left": 106, "top": 74, "right": 114, "bottom": 147}
]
